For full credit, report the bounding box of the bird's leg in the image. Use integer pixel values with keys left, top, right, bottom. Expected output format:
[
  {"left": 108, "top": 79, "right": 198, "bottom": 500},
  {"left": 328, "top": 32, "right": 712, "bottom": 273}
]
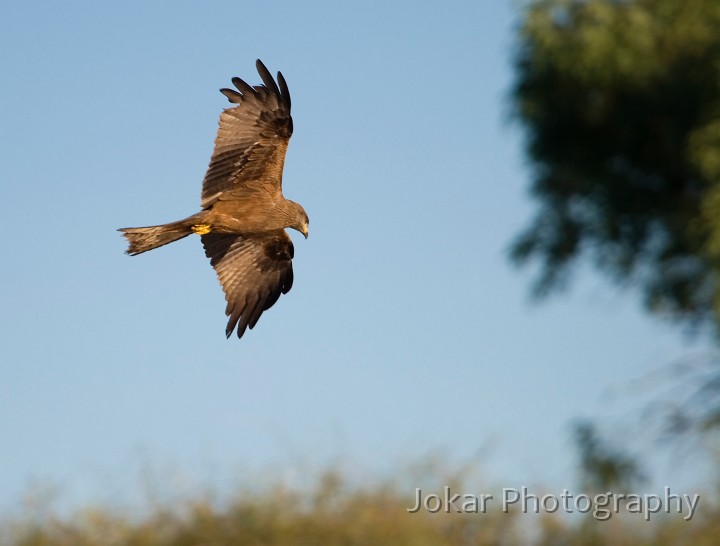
[{"left": 191, "top": 224, "right": 212, "bottom": 235}]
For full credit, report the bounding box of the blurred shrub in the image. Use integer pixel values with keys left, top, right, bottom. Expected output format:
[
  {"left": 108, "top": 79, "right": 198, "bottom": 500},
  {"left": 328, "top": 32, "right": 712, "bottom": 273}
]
[{"left": 1, "top": 462, "right": 718, "bottom": 546}]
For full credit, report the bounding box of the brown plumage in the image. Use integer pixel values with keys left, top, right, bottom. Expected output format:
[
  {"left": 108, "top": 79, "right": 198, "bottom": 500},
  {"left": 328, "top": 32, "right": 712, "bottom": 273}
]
[{"left": 119, "top": 60, "right": 309, "bottom": 339}]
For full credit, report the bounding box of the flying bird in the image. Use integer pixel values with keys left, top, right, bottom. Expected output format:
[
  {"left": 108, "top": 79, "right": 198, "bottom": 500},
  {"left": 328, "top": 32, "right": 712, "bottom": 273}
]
[{"left": 119, "top": 60, "right": 308, "bottom": 339}]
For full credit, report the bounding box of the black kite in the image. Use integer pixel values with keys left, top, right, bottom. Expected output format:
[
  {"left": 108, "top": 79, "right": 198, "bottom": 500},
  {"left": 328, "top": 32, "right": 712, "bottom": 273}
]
[{"left": 119, "top": 60, "right": 308, "bottom": 339}]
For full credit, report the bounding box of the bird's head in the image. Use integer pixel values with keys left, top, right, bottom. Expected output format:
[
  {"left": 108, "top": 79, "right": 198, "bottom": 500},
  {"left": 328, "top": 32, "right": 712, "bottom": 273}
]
[{"left": 288, "top": 200, "right": 309, "bottom": 239}]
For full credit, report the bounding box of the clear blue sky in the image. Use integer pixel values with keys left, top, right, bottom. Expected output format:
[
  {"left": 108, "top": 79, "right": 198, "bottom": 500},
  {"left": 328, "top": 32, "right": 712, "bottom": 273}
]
[{"left": 0, "top": 0, "right": 709, "bottom": 513}]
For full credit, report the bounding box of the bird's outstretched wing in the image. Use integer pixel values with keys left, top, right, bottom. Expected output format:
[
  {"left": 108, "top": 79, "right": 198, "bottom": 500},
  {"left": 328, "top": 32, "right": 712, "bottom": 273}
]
[
  {"left": 201, "top": 231, "right": 294, "bottom": 338},
  {"left": 201, "top": 59, "right": 293, "bottom": 209}
]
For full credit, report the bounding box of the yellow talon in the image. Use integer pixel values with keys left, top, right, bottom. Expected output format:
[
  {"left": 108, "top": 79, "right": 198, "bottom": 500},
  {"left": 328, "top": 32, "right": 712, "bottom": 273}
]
[{"left": 192, "top": 224, "right": 212, "bottom": 235}]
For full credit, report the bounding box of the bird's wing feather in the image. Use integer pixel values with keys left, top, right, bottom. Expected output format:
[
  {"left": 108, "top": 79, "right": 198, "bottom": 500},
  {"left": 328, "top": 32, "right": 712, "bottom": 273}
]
[
  {"left": 201, "top": 59, "right": 293, "bottom": 209},
  {"left": 201, "top": 230, "right": 294, "bottom": 338}
]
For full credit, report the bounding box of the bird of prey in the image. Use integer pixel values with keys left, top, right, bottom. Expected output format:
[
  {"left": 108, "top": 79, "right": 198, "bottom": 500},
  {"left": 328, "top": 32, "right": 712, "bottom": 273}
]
[{"left": 119, "top": 60, "right": 308, "bottom": 339}]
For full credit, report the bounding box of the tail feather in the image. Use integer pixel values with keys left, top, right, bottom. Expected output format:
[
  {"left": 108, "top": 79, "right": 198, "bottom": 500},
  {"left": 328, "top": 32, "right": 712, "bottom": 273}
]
[{"left": 119, "top": 219, "right": 195, "bottom": 255}]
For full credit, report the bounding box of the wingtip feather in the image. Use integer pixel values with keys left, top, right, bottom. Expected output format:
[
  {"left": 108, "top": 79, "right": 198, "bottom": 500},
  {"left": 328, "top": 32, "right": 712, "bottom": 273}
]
[
  {"left": 255, "top": 59, "right": 281, "bottom": 98},
  {"left": 220, "top": 87, "right": 243, "bottom": 103},
  {"left": 277, "top": 72, "right": 291, "bottom": 111},
  {"left": 232, "top": 76, "right": 255, "bottom": 96}
]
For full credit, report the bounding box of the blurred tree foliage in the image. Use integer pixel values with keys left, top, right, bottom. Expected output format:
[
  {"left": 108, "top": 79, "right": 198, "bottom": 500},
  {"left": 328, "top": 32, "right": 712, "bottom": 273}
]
[
  {"left": 572, "top": 421, "right": 645, "bottom": 492},
  {"left": 511, "top": 0, "right": 720, "bottom": 330}
]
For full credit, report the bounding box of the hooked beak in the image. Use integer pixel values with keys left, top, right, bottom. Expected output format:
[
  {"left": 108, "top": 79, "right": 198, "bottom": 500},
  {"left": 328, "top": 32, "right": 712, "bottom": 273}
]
[{"left": 301, "top": 224, "right": 309, "bottom": 239}]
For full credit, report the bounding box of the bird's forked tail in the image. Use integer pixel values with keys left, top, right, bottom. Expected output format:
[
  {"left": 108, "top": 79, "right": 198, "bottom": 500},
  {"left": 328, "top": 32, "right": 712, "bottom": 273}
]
[{"left": 118, "top": 214, "right": 207, "bottom": 255}]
